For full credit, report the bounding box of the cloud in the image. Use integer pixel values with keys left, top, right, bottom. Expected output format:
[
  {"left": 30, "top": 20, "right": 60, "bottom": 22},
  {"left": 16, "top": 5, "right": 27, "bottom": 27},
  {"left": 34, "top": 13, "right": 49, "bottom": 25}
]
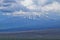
[
  {"left": 21, "top": 0, "right": 33, "bottom": 6},
  {"left": 20, "top": 0, "right": 48, "bottom": 10},
  {"left": 0, "top": 0, "right": 60, "bottom": 20},
  {"left": 41, "top": 1, "right": 60, "bottom": 12},
  {"left": 2, "top": 10, "right": 42, "bottom": 20},
  {"left": 0, "top": 0, "right": 16, "bottom": 12},
  {"left": 34, "top": 0, "right": 48, "bottom": 5},
  {"left": 0, "top": 0, "right": 31, "bottom": 13}
]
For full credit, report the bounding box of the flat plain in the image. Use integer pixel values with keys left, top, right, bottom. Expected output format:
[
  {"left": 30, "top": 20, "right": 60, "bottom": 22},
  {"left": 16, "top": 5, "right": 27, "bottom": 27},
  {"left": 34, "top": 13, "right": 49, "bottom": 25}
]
[{"left": 0, "top": 28, "right": 60, "bottom": 40}]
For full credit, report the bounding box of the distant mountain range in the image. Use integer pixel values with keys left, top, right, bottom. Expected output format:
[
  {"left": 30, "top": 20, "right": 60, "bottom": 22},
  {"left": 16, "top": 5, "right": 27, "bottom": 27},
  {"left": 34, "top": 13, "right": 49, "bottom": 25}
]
[{"left": 0, "top": 16, "right": 60, "bottom": 32}]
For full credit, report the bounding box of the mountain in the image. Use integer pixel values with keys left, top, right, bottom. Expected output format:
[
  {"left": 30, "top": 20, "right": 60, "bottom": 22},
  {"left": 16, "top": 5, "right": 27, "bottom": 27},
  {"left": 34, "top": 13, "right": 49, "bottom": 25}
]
[{"left": 0, "top": 16, "right": 60, "bottom": 32}]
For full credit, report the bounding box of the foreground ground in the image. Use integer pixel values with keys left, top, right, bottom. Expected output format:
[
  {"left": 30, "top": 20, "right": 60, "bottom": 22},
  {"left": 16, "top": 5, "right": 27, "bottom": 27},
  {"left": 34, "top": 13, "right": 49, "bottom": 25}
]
[
  {"left": 0, "top": 38, "right": 60, "bottom": 40},
  {"left": 0, "top": 28, "right": 60, "bottom": 40}
]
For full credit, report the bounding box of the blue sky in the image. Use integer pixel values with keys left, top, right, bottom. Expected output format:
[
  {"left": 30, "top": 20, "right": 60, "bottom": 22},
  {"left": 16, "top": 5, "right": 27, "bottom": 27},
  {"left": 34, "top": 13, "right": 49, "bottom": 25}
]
[{"left": 0, "top": 0, "right": 60, "bottom": 30}]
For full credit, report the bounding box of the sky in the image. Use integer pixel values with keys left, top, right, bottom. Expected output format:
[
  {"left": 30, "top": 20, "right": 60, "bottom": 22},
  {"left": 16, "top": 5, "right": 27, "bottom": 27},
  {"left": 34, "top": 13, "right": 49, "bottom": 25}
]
[{"left": 0, "top": 0, "right": 60, "bottom": 30}]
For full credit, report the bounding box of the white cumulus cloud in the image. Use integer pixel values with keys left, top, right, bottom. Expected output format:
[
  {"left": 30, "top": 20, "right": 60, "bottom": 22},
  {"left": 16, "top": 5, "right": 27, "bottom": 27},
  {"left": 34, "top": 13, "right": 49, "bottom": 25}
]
[
  {"left": 1, "top": 0, "right": 60, "bottom": 20},
  {"left": 42, "top": 1, "right": 60, "bottom": 12}
]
